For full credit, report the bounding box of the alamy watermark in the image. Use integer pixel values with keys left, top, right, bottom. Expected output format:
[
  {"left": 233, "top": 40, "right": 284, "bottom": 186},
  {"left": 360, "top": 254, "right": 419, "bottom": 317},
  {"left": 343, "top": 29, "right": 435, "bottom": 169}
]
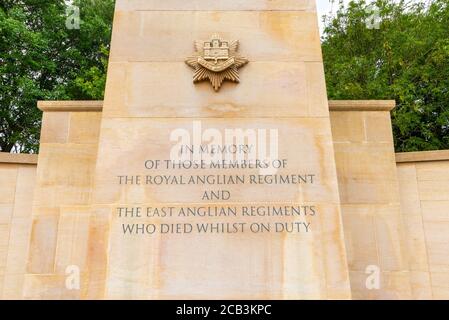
[
  {"left": 365, "top": 265, "right": 381, "bottom": 290},
  {"left": 365, "top": 4, "right": 381, "bottom": 30},
  {"left": 65, "top": 1, "right": 80, "bottom": 30},
  {"left": 169, "top": 121, "right": 280, "bottom": 175},
  {"left": 65, "top": 265, "right": 81, "bottom": 290}
]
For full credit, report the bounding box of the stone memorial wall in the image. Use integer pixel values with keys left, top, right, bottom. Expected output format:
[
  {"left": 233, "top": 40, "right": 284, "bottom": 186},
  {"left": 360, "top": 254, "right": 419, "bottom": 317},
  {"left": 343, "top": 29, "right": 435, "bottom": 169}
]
[{"left": 0, "top": 0, "right": 448, "bottom": 300}]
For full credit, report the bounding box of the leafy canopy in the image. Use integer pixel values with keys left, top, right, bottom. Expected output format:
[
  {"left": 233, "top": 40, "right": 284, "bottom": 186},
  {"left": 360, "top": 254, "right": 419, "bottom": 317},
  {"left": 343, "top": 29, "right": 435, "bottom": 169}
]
[
  {"left": 1, "top": 0, "right": 448, "bottom": 153},
  {"left": 0, "top": 0, "right": 114, "bottom": 152},
  {"left": 322, "top": 0, "right": 449, "bottom": 152}
]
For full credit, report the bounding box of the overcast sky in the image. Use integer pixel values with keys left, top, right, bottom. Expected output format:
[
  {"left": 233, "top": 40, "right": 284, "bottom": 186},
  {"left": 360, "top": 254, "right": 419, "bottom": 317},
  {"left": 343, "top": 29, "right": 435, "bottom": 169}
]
[
  {"left": 316, "top": 0, "right": 423, "bottom": 34},
  {"left": 316, "top": 0, "right": 352, "bottom": 35}
]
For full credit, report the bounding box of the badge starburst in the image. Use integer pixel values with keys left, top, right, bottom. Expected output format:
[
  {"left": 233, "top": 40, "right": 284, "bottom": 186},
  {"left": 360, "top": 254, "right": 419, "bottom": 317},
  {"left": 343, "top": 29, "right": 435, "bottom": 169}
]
[{"left": 185, "top": 34, "right": 249, "bottom": 91}]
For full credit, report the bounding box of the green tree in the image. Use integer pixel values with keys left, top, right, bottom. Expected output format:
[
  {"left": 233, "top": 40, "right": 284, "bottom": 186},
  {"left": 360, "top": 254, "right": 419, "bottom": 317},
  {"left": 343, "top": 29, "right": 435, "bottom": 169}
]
[
  {"left": 322, "top": 0, "right": 449, "bottom": 152},
  {"left": 2, "top": 0, "right": 448, "bottom": 153},
  {"left": 0, "top": 0, "right": 114, "bottom": 153}
]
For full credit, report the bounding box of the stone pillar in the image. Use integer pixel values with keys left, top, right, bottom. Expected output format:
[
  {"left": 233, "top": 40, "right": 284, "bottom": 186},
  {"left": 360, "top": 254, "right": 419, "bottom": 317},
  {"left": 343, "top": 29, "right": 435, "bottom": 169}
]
[
  {"left": 24, "top": 102, "right": 103, "bottom": 299},
  {"left": 88, "top": 0, "right": 350, "bottom": 299},
  {"left": 330, "top": 100, "right": 412, "bottom": 299}
]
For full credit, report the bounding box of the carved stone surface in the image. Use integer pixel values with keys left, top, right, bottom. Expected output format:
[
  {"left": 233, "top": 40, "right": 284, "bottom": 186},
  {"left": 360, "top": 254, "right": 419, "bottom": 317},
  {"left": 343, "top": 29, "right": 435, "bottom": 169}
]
[{"left": 186, "top": 34, "right": 249, "bottom": 91}]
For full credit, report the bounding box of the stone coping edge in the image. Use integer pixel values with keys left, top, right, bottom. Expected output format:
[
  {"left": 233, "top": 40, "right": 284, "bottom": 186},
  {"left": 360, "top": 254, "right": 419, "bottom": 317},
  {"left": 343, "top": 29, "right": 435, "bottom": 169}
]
[
  {"left": 37, "top": 100, "right": 397, "bottom": 112},
  {"left": 396, "top": 150, "right": 449, "bottom": 163},
  {"left": 0, "top": 152, "right": 38, "bottom": 165},
  {"left": 38, "top": 101, "right": 103, "bottom": 112},
  {"left": 328, "top": 100, "right": 396, "bottom": 111}
]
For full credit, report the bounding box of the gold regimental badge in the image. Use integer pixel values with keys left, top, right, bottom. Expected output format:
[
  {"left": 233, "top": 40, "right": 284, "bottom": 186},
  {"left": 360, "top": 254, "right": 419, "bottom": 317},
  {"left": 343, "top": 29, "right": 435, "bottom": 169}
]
[{"left": 185, "top": 34, "right": 249, "bottom": 91}]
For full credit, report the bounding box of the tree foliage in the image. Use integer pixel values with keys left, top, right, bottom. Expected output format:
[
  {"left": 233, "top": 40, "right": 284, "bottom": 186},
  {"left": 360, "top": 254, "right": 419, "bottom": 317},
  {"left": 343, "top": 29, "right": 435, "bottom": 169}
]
[
  {"left": 0, "top": 0, "right": 114, "bottom": 152},
  {"left": 322, "top": 0, "right": 449, "bottom": 152},
  {"left": 1, "top": 0, "right": 448, "bottom": 153}
]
